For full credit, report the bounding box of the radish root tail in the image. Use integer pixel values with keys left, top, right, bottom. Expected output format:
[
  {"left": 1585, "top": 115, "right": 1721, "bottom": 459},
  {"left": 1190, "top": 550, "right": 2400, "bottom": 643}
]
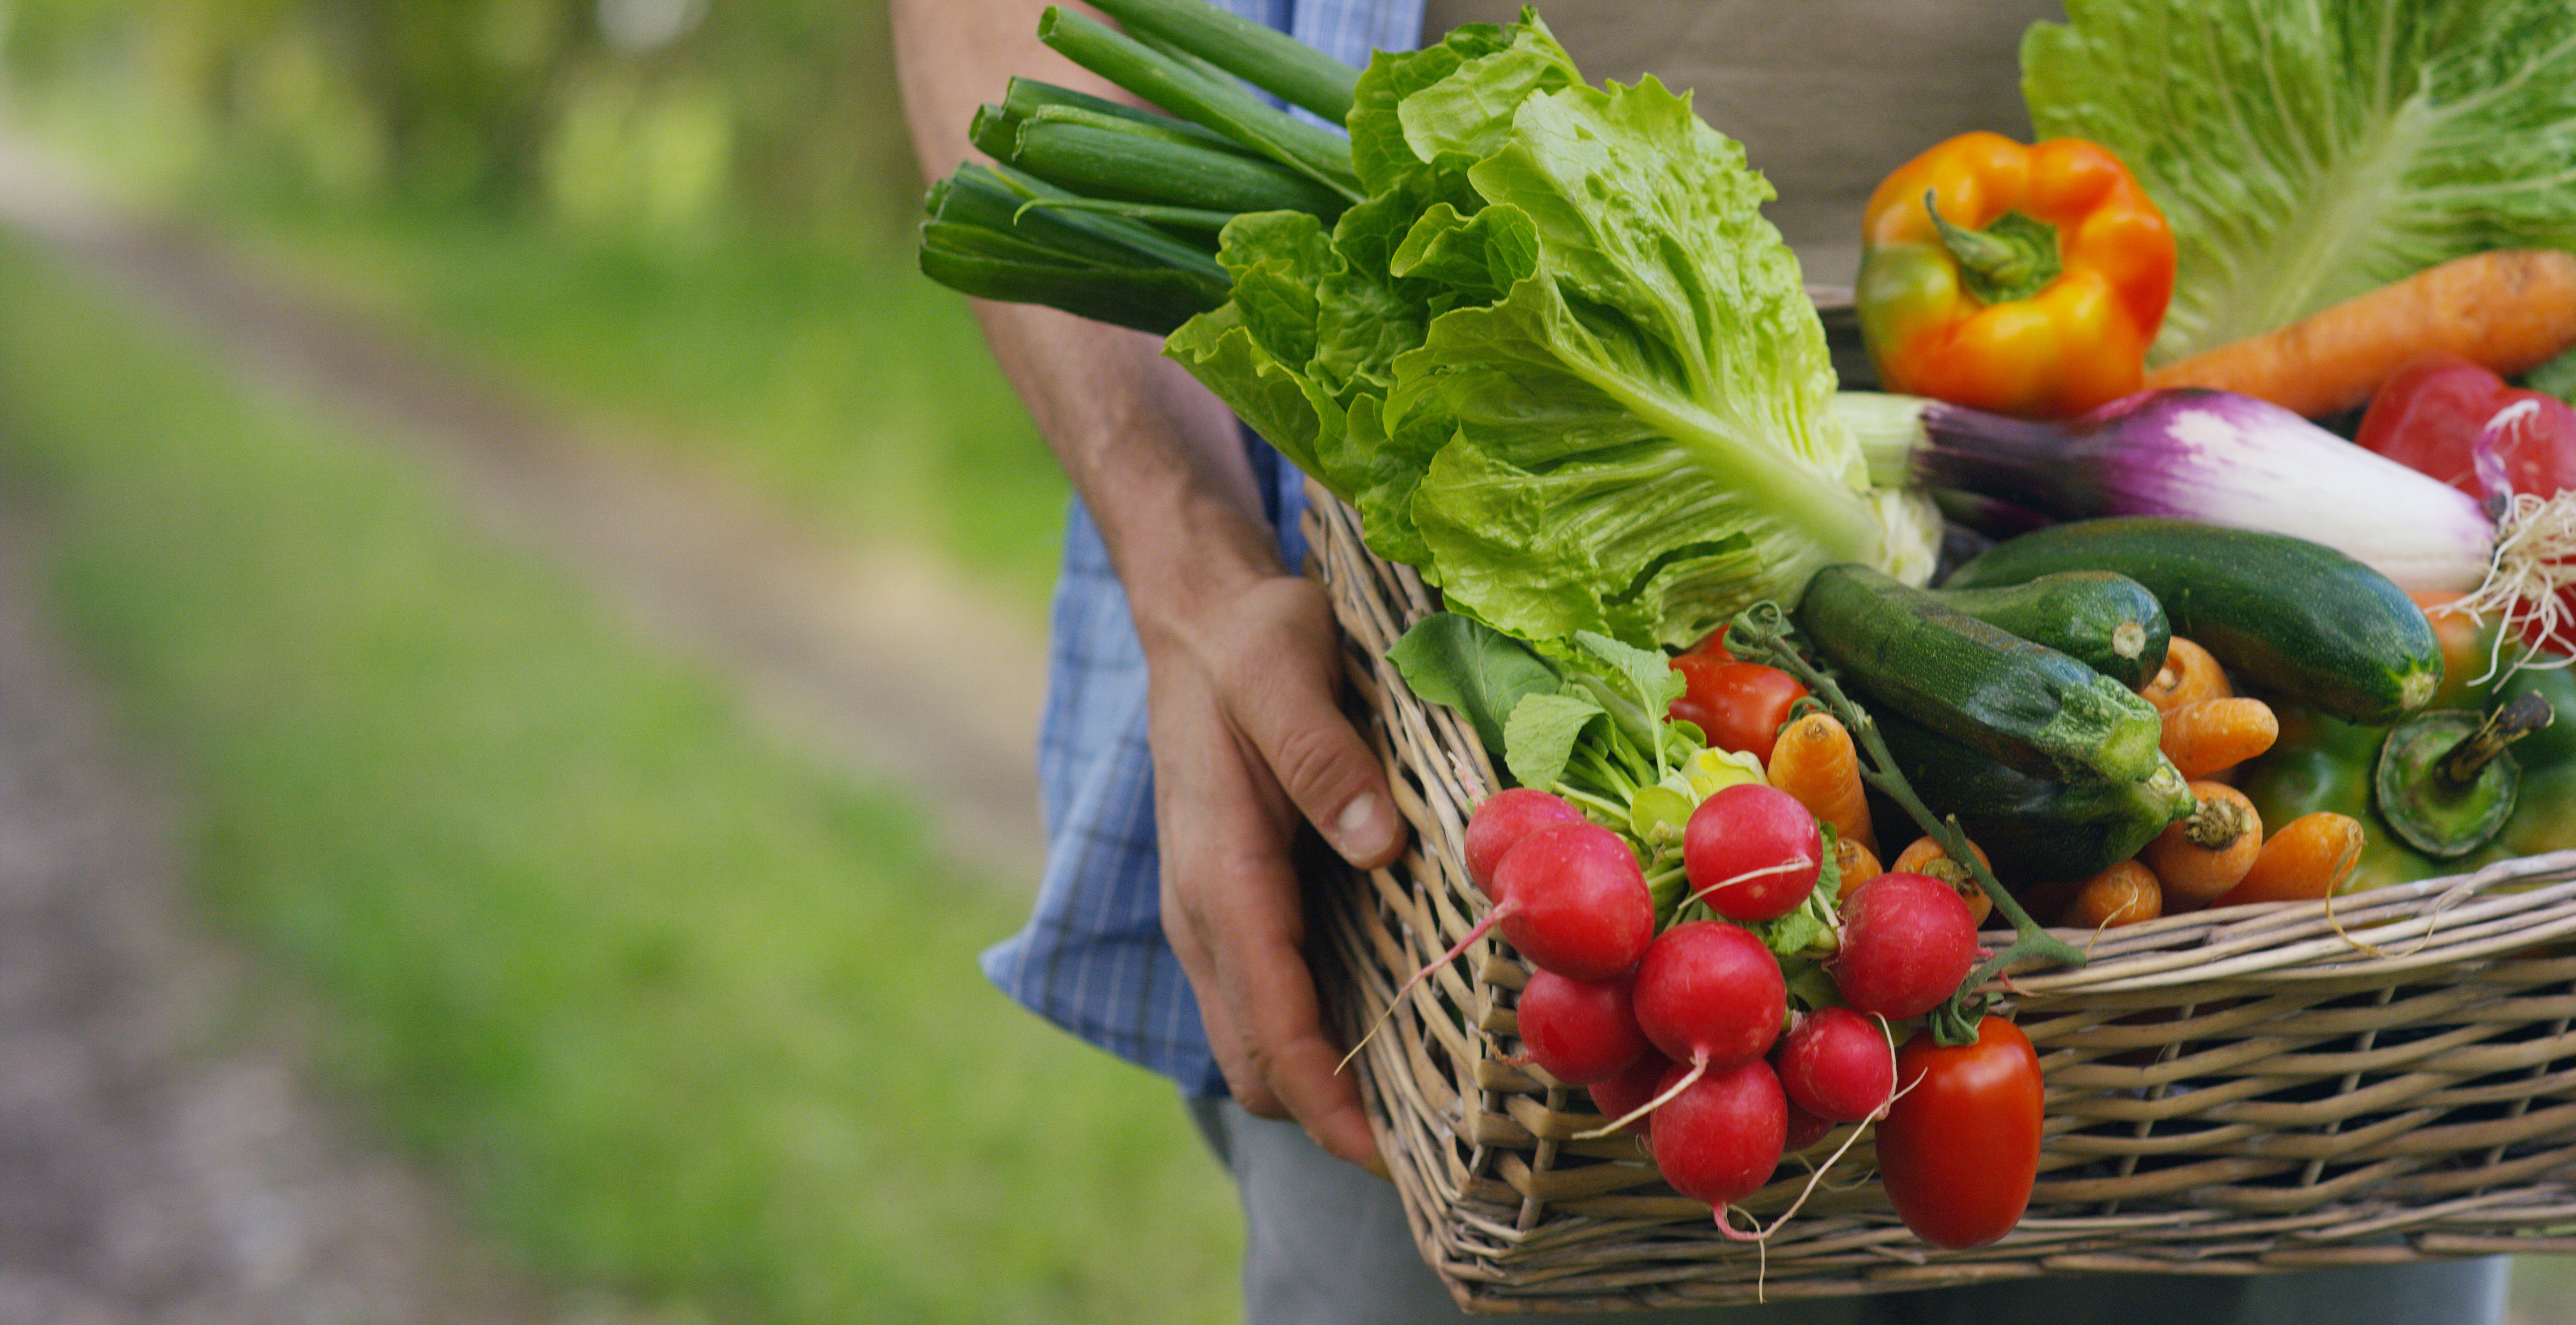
[
  {"left": 1336, "top": 902, "right": 1513, "bottom": 1076},
  {"left": 1572, "top": 1054, "right": 1707, "bottom": 1139},
  {"left": 1676, "top": 856, "right": 1817, "bottom": 914},
  {"left": 2458, "top": 487, "right": 2576, "bottom": 684}
]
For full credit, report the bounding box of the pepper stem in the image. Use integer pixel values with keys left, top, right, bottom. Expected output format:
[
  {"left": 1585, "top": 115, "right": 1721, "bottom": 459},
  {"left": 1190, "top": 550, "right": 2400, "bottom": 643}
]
[
  {"left": 1924, "top": 190, "right": 2062, "bottom": 306},
  {"left": 1727, "top": 604, "right": 2085, "bottom": 1048},
  {"left": 2441, "top": 691, "right": 2555, "bottom": 784}
]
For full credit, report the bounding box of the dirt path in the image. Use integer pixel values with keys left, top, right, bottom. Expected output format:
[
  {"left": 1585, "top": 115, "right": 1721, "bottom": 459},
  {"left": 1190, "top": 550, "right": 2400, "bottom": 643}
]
[
  {"left": 0, "top": 133, "right": 1052, "bottom": 1322},
  {"left": 0, "top": 131, "right": 1051, "bottom": 885},
  {"left": 0, "top": 506, "right": 616, "bottom": 1325}
]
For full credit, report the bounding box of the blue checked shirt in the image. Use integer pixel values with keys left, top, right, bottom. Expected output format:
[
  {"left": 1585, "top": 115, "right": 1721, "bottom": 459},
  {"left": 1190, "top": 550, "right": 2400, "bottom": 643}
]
[{"left": 980, "top": 0, "right": 1426, "bottom": 1096}]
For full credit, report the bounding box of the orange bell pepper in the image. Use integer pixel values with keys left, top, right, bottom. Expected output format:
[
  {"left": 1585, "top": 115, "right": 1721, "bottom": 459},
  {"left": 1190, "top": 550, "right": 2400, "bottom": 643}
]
[{"left": 1856, "top": 132, "right": 2174, "bottom": 419}]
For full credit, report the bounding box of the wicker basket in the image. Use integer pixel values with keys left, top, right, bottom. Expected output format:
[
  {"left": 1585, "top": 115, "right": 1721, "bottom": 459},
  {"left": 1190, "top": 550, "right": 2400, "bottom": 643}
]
[{"left": 1301, "top": 482, "right": 2576, "bottom": 1313}]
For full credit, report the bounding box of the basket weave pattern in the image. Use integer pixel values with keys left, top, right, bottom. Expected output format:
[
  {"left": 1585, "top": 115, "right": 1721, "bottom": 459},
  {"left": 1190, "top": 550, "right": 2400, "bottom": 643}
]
[{"left": 1302, "top": 484, "right": 2576, "bottom": 1312}]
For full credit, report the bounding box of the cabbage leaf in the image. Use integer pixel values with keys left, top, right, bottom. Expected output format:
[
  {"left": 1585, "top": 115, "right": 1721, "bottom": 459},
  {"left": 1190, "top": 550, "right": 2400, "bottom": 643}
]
[{"left": 2024, "top": 0, "right": 2576, "bottom": 364}]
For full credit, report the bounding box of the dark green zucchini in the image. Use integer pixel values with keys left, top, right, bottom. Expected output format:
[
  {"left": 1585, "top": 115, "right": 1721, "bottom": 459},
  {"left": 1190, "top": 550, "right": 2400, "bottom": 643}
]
[
  {"left": 1796, "top": 563, "right": 2165, "bottom": 786},
  {"left": 1942, "top": 518, "right": 2440, "bottom": 726},
  {"left": 1873, "top": 708, "right": 2196, "bottom": 885},
  {"left": 1935, "top": 571, "right": 2169, "bottom": 690}
]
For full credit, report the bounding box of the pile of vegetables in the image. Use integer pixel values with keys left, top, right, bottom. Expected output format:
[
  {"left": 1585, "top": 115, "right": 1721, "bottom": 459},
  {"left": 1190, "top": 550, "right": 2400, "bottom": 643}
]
[{"left": 916, "top": 0, "right": 2576, "bottom": 1257}]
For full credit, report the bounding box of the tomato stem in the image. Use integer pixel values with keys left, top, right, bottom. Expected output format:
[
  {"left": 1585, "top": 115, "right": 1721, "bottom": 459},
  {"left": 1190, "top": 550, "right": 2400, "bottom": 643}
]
[{"left": 1727, "top": 604, "right": 2085, "bottom": 1045}]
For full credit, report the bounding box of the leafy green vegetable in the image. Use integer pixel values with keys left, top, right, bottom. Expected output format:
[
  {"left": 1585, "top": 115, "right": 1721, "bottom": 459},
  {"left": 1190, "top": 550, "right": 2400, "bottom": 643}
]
[
  {"left": 1168, "top": 12, "right": 1930, "bottom": 649},
  {"left": 1385, "top": 611, "right": 1561, "bottom": 755},
  {"left": 1502, "top": 691, "right": 1610, "bottom": 791},
  {"left": 2024, "top": 0, "right": 2576, "bottom": 364}
]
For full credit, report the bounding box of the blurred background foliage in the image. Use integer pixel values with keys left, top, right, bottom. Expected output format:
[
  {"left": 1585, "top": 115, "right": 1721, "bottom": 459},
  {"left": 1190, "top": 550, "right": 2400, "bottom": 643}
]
[
  {"left": 3, "top": 0, "right": 919, "bottom": 241},
  {"left": 0, "top": 0, "right": 1074, "bottom": 606},
  {"left": 0, "top": 3, "right": 1238, "bottom": 1323}
]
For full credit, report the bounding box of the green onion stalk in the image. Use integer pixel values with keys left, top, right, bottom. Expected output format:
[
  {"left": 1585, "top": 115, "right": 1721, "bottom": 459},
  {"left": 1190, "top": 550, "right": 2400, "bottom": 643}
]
[{"left": 917, "top": 0, "right": 1370, "bottom": 332}]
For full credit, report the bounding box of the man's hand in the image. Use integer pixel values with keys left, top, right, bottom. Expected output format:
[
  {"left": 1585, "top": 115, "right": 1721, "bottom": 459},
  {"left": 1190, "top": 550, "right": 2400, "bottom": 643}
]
[
  {"left": 888, "top": 0, "right": 1406, "bottom": 1169},
  {"left": 1141, "top": 570, "right": 1406, "bottom": 1170}
]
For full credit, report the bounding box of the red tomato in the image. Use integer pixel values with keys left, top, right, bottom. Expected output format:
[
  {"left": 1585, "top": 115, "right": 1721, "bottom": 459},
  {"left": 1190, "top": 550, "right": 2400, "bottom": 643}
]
[
  {"left": 1668, "top": 657, "right": 1808, "bottom": 765},
  {"left": 1876, "top": 1017, "right": 2042, "bottom": 1250},
  {"left": 2357, "top": 355, "right": 2576, "bottom": 500},
  {"left": 1683, "top": 631, "right": 1735, "bottom": 661}
]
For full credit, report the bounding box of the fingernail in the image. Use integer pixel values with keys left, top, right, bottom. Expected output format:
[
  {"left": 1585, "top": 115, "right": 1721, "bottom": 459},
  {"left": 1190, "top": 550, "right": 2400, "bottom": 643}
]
[{"left": 1335, "top": 793, "right": 1397, "bottom": 860}]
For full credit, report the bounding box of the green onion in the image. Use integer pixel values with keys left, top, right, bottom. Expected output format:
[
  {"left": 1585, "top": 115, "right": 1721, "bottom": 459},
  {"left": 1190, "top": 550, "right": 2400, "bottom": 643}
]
[
  {"left": 1036, "top": 8, "right": 1360, "bottom": 203},
  {"left": 936, "top": 165, "right": 1226, "bottom": 279},
  {"left": 917, "top": 237, "right": 1224, "bottom": 337},
  {"left": 919, "top": 164, "right": 1229, "bottom": 334},
  {"left": 1011, "top": 118, "right": 1348, "bottom": 217},
  {"left": 1000, "top": 78, "right": 1245, "bottom": 153},
  {"left": 1084, "top": 0, "right": 1360, "bottom": 122},
  {"left": 1009, "top": 197, "right": 1238, "bottom": 235}
]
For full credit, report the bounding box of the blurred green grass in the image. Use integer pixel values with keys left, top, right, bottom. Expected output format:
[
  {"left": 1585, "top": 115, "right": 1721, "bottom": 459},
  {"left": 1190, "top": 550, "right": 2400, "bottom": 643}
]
[
  {"left": 211, "top": 191, "right": 1070, "bottom": 616},
  {"left": 0, "top": 235, "right": 1235, "bottom": 1323}
]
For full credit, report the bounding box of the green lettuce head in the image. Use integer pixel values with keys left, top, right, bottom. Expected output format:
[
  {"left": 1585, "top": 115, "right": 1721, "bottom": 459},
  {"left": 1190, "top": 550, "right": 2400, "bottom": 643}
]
[{"left": 1166, "top": 13, "right": 1933, "bottom": 649}]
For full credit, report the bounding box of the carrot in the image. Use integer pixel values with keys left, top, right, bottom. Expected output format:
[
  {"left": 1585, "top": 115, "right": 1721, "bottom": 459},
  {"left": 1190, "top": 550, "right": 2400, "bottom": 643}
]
[
  {"left": 2160, "top": 697, "right": 2279, "bottom": 779},
  {"left": 1832, "top": 836, "right": 1883, "bottom": 902},
  {"left": 2140, "top": 636, "right": 2230, "bottom": 715},
  {"left": 2210, "top": 813, "right": 2367, "bottom": 908},
  {"left": 2141, "top": 782, "right": 2263, "bottom": 908},
  {"left": 1767, "top": 712, "right": 1875, "bottom": 855},
  {"left": 2143, "top": 250, "right": 2576, "bottom": 418},
  {"left": 2063, "top": 861, "right": 2163, "bottom": 930},
  {"left": 1890, "top": 835, "right": 1994, "bottom": 928}
]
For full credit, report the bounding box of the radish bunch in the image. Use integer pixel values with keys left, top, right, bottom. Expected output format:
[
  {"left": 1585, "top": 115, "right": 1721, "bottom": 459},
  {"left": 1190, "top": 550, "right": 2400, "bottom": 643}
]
[{"left": 1448, "top": 772, "right": 1987, "bottom": 1221}]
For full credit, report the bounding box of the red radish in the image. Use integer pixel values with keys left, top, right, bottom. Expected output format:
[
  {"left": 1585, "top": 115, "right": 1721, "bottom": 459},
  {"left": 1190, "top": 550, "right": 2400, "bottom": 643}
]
[
  {"left": 1342, "top": 822, "right": 1655, "bottom": 1075},
  {"left": 1773, "top": 1007, "right": 1897, "bottom": 1122},
  {"left": 1633, "top": 922, "right": 1787, "bottom": 1073},
  {"left": 1681, "top": 784, "right": 1822, "bottom": 922},
  {"left": 1576, "top": 923, "right": 1786, "bottom": 1138},
  {"left": 1487, "top": 823, "right": 1656, "bottom": 981},
  {"left": 1832, "top": 872, "right": 1979, "bottom": 1020},
  {"left": 1517, "top": 970, "right": 1649, "bottom": 1087},
  {"left": 1782, "top": 1099, "right": 1834, "bottom": 1153},
  {"left": 1649, "top": 1058, "right": 1788, "bottom": 1208},
  {"left": 1464, "top": 789, "right": 1584, "bottom": 894},
  {"left": 1587, "top": 1050, "right": 1675, "bottom": 1133}
]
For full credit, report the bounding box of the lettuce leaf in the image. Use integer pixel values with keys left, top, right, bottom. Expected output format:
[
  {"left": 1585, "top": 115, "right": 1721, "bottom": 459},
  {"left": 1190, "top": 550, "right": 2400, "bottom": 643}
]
[
  {"left": 2024, "top": 0, "right": 2576, "bottom": 364},
  {"left": 1168, "top": 12, "right": 1920, "bottom": 648}
]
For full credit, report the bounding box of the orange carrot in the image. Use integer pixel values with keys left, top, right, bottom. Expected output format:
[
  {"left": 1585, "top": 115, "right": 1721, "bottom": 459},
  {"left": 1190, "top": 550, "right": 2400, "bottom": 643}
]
[
  {"left": 2211, "top": 813, "right": 2367, "bottom": 908},
  {"left": 2141, "top": 636, "right": 2231, "bottom": 715},
  {"left": 2160, "top": 697, "right": 2279, "bottom": 780},
  {"left": 1891, "top": 835, "right": 1995, "bottom": 928},
  {"left": 2143, "top": 250, "right": 2576, "bottom": 418},
  {"left": 2141, "top": 782, "right": 2264, "bottom": 908},
  {"left": 1832, "top": 837, "right": 1883, "bottom": 902},
  {"left": 1768, "top": 711, "right": 1875, "bottom": 855},
  {"left": 2063, "top": 861, "right": 2163, "bottom": 930}
]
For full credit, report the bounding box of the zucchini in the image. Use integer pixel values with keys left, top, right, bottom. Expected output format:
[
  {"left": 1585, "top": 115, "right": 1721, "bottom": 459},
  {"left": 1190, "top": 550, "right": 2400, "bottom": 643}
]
[
  {"left": 1935, "top": 571, "right": 2169, "bottom": 690},
  {"left": 1796, "top": 563, "right": 2165, "bottom": 786},
  {"left": 1942, "top": 518, "right": 2441, "bottom": 726},
  {"left": 1873, "top": 708, "right": 2195, "bottom": 885}
]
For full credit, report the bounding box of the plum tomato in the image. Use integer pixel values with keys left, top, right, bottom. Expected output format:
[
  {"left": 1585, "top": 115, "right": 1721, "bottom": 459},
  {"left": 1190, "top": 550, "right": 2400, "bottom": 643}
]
[
  {"left": 1668, "top": 656, "right": 1809, "bottom": 765},
  {"left": 1877, "top": 1017, "right": 2043, "bottom": 1250}
]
